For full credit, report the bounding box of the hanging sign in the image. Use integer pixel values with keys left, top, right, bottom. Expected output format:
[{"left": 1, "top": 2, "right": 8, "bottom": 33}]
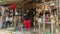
[{"left": 10, "top": 3, "right": 16, "bottom": 10}]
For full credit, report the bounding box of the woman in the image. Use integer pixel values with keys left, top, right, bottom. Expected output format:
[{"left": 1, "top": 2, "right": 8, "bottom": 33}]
[
  {"left": 24, "top": 10, "right": 31, "bottom": 31},
  {"left": 2, "top": 15, "right": 10, "bottom": 28}
]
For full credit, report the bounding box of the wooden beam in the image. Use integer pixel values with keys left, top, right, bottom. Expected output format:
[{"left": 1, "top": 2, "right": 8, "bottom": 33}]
[{"left": 22, "top": 0, "right": 32, "bottom": 4}]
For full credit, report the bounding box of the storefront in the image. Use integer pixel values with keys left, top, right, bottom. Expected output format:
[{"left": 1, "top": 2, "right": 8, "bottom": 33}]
[{"left": 0, "top": 0, "right": 60, "bottom": 34}]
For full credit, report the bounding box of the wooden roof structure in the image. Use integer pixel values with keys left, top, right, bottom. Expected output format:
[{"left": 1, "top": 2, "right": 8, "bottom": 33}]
[{"left": 0, "top": 0, "right": 53, "bottom": 10}]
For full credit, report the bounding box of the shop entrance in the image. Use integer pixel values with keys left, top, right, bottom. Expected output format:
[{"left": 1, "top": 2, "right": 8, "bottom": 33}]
[{"left": 0, "top": 0, "right": 60, "bottom": 34}]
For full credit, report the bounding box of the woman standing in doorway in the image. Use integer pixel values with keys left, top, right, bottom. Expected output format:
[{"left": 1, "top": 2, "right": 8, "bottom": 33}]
[{"left": 24, "top": 9, "right": 31, "bottom": 31}]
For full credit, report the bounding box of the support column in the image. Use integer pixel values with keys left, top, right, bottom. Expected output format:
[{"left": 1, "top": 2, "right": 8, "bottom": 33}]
[
  {"left": 43, "top": 14, "right": 45, "bottom": 34},
  {"left": 51, "top": 23, "right": 54, "bottom": 34}
]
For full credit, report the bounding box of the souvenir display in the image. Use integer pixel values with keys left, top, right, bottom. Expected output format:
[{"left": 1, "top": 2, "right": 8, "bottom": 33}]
[
  {"left": 50, "top": 15, "right": 55, "bottom": 23},
  {"left": 45, "top": 14, "right": 50, "bottom": 22},
  {"left": 0, "top": 0, "right": 59, "bottom": 34}
]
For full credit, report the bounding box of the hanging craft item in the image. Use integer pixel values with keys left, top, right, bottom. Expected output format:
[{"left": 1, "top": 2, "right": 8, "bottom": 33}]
[
  {"left": 10, "top": 3, "right": 16, "bottom": 10},
  {"left": 5, "top": 7, "right": 9, "bottom": 10},
  {"left": 38, "top": 9, "right": 42, "bottom": 14},
  {"left": 45, "top": 14, "right": 50, "bottom": 22},
  {"left": 45, "top": 6, "right": 49, "bottom": 11},
  {"left": 50, "top": 15, "right": 55, "bottom": 23},
  {"left": 41, "top": 5, "right": 45, "bottom": 10},
  {"left": 50, "top": 2, "right": 55, "bottom": 7}
]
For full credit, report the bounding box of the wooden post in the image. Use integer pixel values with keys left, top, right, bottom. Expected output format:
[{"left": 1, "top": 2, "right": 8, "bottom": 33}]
[
  {"left": 43, "top": 14, "right": 45, "bottom": 34},
  {"left": 39, "top": 23, "right": 41, "bottom": 34},
  {"left": 43, "top": 0, "right": 46, "bottom": 34},
  {"left": 21, "top": 3, "right": 24, "bottom": 21},
  {"left": 57, "top": 0, "right": 59, "bottom": 34},
  {"left": 54, "top": 0, "right": 59, "bottom": 34},
  {"left": 51, "top": 23, "right": 54, "bottom": 34}
]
